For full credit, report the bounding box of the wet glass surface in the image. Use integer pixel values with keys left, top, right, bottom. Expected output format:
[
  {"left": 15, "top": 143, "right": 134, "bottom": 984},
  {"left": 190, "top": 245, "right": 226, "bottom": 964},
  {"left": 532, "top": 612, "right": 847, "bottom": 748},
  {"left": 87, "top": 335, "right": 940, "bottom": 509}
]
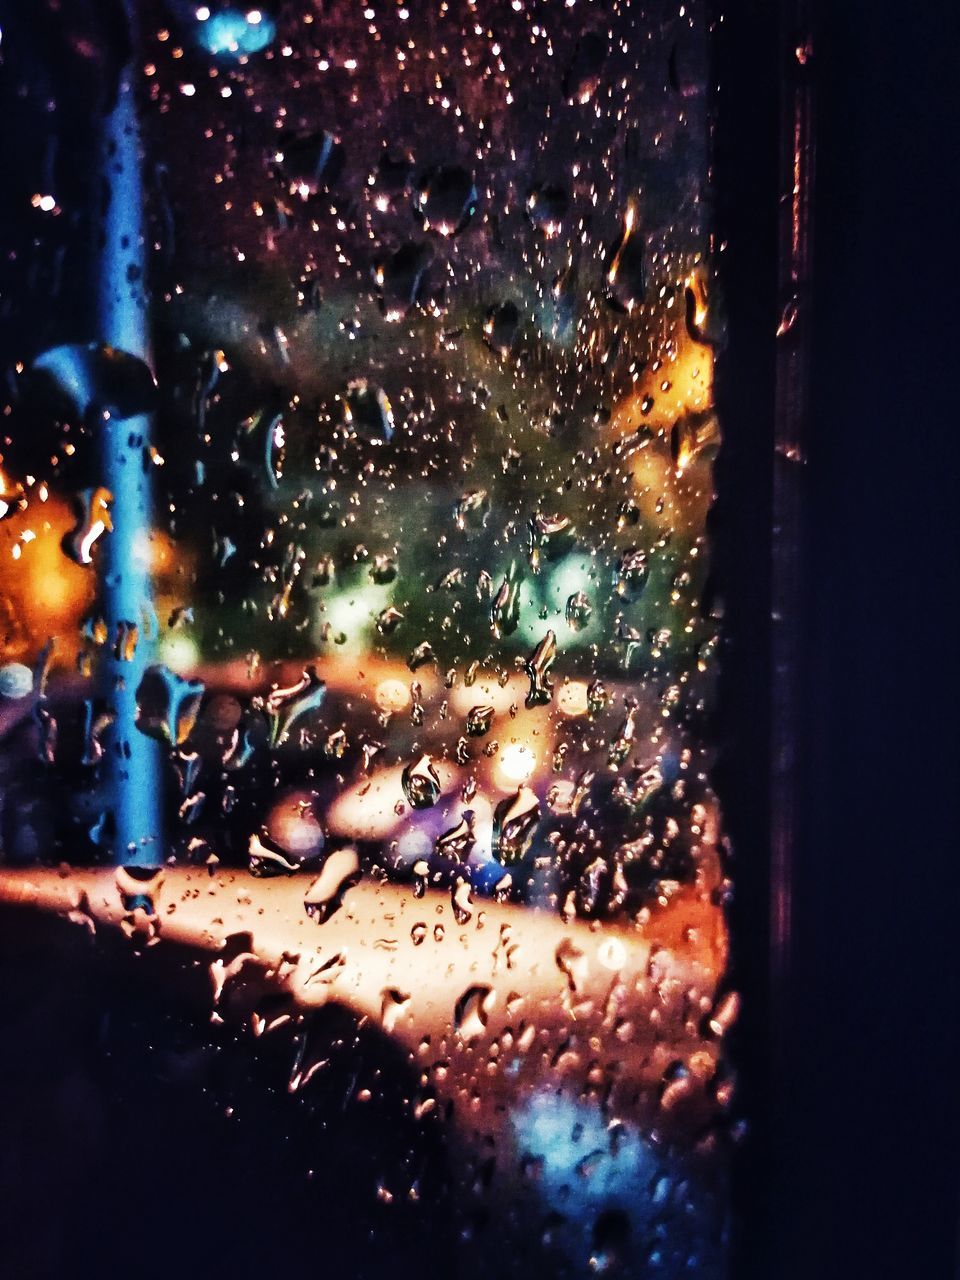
[{"left": 0, "top": 3, "right": 735, "bottom": 1275}]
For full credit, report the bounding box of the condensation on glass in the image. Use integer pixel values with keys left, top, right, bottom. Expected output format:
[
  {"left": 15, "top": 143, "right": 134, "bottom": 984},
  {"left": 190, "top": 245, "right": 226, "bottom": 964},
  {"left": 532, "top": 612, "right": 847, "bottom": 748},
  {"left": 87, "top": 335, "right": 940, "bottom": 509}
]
[{"left": 0, "top": 2, "right": 734, "bottom": 1275}]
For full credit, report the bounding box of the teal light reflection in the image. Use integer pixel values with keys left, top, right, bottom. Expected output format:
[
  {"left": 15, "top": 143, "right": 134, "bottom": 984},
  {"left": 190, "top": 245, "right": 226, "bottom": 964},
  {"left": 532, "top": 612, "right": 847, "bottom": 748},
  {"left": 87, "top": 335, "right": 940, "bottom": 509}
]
[{"left": 197, "top": 8, "right": 276, "bottom": 57}]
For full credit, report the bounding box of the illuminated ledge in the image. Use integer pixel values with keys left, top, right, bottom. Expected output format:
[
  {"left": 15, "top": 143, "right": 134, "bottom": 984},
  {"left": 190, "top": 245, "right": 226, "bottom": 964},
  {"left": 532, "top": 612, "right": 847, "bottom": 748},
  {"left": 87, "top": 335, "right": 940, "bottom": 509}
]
[{"left": 0, "top": 865, "right": 726, "bottom": 1127}]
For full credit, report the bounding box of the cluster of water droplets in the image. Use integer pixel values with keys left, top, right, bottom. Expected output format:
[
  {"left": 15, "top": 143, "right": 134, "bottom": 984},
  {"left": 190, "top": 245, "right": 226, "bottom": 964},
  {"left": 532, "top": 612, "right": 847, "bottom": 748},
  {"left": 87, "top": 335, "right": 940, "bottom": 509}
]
[{"left": 0, "top": 0, "right": 736, "bottom": 1272}]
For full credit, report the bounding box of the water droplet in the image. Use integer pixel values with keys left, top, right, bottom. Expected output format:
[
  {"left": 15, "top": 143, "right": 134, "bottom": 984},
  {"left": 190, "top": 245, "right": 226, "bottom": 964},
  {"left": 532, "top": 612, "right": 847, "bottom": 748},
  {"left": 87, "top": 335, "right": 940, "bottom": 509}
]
[
  {"left": 116, "top": 864, "right": 164, "bottom": 911},
  {"left": 776, "top": 295, "right": 800, "bottom": 338},
  {"left": 563, "top": 29, "right": 607, "bottom": 104},
  {"left": 265, "top": 788, "right": 326, "bottom": 858},
  {"left": 491, "top": 560, "right": 523, "bottom": 638},
  {"left": 565, "top": 591, "right": 593, "bottom": 632},
  {"left": 248, "top": 832, "right": 302, "bottom": 876},
  {"left": 116, "top": 865, "right": 164, "bottom": 946},
  {"left": 374, "top": 148, "right": 414, "bottom": 204},
  {"left": 0, "top": 662, "right": 34, "bottom": 700},
  {"left": 707, "top": 990, "right": 740, "bottom": 1038},
  {"left": 451, "top": 877, "right": 473, "bottom": 924},
  {"left": 483, "top": 300, "right": 521, "bottom": 358},
  {"left": 274, "top": 130, "right": 344, "bottom": 197},
  {"left": 547, "top": 255, "right": 579, "bottom": 344},
  {"left": 525, "top": 184, "right": 568, "bottom": 237},
  {"left": 380, "top": 987, "right": 411, "bottom": 1034},
  {"left": 344, "top": 380, "right": 395, "bottom": 443},
  {"left": 304, "top": 846, "right": 360, "bottom": 923},
  {"left": 597, "top": 936, "right": 627, "bottom": 971},
  {"left": 435, "top": 811, "right": 475, "bottom": 861},
  {"left": 659, "top": 1061, "right": 692, "bottom": 1111},
  {"left": 608, "top": 701, "right": 639, "bottom": 768},
  {"left": 376, "top": 605, "right": 404, "bottom": 635},
  {"left": 591, "top": 1208, "right": 630, "bottom": 1271},
  {"left": 33, "top": 343, "right": 157, "bottom": 420},
  {"left": 465, "top": 704, "right": 495, "bottom": 737},
  {"left": 492, "top": 786, "right": 540, "bottom": 865},
  {"left": 555, "top": 937, "right": 588, "bottom": 992},
  {"left": 370, "top": 553, "right": 398, "bottom": 584},
  {"left": 586, "top": 679, "right": 608, "bottom": 714},
  {"left": 136, "top": 665, "right": 204, "bottom": 745},
  {"left": 527, "top": 511, "right": 573, "bottom": 573},
  {"left": 684, "top": 271, "right": 721, "bottom": 344},
  {"left": 455, "top": 984, "right": 493, "bottom": 1041},
  {"left": 262, "top": 666, "right": 326, "bottom": 747},
  {"left": 407, "top": 641, "right": 436, "bottom": 671},
  {"left": 455, "top": 488, "right": 490, "bottom": 532},
  {"left": 613, "top": 547, "right": 649, "bottom": 601},
  {"left": 524, "top": 630, "right": 556, "bottom": 708},
  {"left": 671, "top": 409, "right": 720, "bottom": 474},
  {"left": 605, "top": 203, "right": 645, "bottom": 313},
  {"left": 412, "top": 165, "right": 478, "bottom": 236},
  {"left": 373, "top": 242, "right": 431, "bottom": 321},
  {"left": 62, "top": 486, "right": 113, "bottom": 566},
  {"left": 239, "top": 409, "right": 285, "bottom": 488},
  {"left": 401, "top": 754, "right": 442, "bottom": 809},
  {"left": 313, "top": 554, "right": 336, "bottom": 587}
]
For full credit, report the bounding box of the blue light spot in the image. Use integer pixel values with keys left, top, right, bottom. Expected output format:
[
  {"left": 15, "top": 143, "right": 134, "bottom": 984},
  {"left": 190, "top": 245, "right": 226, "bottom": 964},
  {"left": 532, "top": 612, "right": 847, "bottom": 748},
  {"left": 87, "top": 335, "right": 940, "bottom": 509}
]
[
  {"left": 197, "top": 9, "right": 276, "bottom": 58},
  {"left": 508, "top": 1092, "right": 728, "bottom": 1277},
  {"left": 510, "top": 1092, "right": 656, "bottom": 1204}
]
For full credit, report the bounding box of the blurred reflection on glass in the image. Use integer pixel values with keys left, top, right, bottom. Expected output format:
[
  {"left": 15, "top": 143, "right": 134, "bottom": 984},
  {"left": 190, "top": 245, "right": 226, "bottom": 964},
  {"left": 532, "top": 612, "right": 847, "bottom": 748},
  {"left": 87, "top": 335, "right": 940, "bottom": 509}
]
[{"left": 0, "top": 2, "right": 734, "bottom": 1275}]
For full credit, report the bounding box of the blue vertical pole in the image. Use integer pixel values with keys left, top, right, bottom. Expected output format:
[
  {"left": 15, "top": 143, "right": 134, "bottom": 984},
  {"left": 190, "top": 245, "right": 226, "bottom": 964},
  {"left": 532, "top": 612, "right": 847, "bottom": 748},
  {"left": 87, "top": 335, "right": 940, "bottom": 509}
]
[{"left": 96, "top": 5, "right": 163, "bottom": 867}]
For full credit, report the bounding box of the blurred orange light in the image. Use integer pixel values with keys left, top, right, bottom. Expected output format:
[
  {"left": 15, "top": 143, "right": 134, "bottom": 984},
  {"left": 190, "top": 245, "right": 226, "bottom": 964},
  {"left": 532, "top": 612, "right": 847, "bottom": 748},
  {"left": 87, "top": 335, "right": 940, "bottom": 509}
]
[{"left": 375, "top": 678, "right": 410, "bottom": 713}]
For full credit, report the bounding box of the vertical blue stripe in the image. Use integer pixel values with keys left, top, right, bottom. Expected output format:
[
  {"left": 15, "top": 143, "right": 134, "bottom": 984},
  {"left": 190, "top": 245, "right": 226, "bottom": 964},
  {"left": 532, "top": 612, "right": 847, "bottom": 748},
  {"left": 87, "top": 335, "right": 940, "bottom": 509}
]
[{"left": 96, "top": 42, "right": 163, "bottom": 866}]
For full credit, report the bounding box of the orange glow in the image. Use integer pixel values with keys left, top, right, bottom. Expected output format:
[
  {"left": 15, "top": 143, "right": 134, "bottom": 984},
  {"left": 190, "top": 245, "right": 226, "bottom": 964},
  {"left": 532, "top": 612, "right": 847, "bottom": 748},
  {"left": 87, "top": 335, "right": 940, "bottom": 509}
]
[
  {"left": 606, "top": 199, "right": 638, "bottom": 295},
  {"left": 0, "top": 491, "right": 95, "bottom": 662},
  {"left": 375, "top": 677, "right": 410, "bottom": 712},
  {"left": 686, "top": 271, "right": 709, "bottom": 332},
  {"left": 557, "top": 680, "right": 589, "bottom": 717},
  {"left": 0, "top": 861, "right": 728, "bottom": 1130},
  {"left": 610, "top": 338, "right": 714, "bottom": 439},
  {"left": 0, "top": 466, "right": 26, "bottom": 520}
]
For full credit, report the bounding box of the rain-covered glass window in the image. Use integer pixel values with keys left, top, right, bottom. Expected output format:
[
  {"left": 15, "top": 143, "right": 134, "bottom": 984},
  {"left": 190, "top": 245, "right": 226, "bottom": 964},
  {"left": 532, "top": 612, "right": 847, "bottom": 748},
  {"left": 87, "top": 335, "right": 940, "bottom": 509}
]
[{"left": 0, "top": 2, "right": 734, "bottom": 1275}]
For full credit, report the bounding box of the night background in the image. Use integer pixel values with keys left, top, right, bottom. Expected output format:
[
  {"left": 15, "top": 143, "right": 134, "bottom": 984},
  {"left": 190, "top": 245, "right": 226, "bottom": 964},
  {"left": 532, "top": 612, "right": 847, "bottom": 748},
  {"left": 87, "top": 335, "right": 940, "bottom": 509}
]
[{"left": 0, "top": 1, "right": 957, "bottom": 1278}]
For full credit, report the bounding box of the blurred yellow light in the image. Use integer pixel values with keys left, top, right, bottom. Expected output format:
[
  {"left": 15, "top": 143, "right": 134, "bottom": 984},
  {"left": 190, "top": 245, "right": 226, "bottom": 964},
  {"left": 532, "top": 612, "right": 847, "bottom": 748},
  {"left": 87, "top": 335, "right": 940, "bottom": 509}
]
[
  {"left": 160, "top": 631, "right": 200, "bottom": 673},
  {"left": 557, "top": 680, "right": 589, "bottom": 718},
  {"left": 450, "top": 672, "right": 518, "bottom": 716},
  {"left": 497, "top": 742, "right": 537, "bottom": 786},
  {"left": 375, "top": 678, "right": 410, "bottom": 713}
]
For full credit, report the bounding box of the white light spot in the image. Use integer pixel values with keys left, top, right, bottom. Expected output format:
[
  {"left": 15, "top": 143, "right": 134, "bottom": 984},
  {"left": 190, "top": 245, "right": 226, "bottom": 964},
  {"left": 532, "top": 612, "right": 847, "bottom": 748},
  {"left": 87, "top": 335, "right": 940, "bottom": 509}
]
[
  {"left": 597, "top": 937, "right": 627, "bottom": 971},
  {"left": 497, "top": 743, "right": 537, "bottom": 785}
]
